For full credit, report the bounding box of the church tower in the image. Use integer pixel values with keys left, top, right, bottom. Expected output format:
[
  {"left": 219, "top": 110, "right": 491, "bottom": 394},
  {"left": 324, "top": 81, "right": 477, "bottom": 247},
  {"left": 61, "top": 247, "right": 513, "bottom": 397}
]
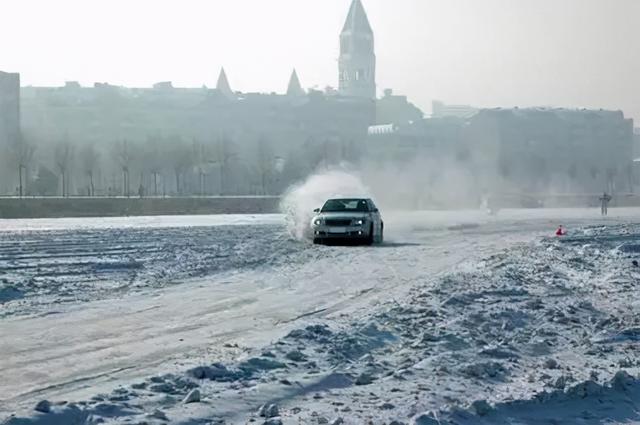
[
  {"left": 339, "top": 0, "right": 376, "bottom": 100},
  {"left": 286, "top": 69, "right": 305, "bottom": 97},
  {"left": 216, "top": 67, "right": 235, "bottom": 101}
]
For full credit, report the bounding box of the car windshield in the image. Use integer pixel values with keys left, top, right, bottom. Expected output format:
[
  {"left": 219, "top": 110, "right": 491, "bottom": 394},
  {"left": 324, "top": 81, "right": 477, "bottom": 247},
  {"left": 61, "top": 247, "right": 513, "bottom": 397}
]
[{"left": 321, "top": 199, "right": 369, "bottom": 213}]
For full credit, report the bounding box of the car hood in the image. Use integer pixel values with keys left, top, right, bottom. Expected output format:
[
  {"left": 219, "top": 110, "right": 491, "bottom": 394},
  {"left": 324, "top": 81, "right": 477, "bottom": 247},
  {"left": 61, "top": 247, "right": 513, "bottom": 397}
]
[{"left": 315, "top": 212, "right": 370, "bottom": 220}]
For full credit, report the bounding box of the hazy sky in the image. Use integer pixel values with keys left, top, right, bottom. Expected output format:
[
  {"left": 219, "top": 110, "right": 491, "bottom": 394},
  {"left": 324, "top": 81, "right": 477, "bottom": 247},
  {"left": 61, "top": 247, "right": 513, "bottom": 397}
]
[{"left": 1, "top": 0, "right": 639, "bottom": 120}]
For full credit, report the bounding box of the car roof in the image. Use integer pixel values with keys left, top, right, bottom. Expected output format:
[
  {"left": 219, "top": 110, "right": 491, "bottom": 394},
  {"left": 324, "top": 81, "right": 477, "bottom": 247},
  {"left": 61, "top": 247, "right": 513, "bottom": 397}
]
[{"left": 326, "top": 198, "right": 370, "bottom": 201}]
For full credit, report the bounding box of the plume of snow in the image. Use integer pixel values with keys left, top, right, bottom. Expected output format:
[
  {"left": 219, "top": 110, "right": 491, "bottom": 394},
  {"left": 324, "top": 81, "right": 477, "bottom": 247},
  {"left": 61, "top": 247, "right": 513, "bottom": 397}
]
[{"left": 280, "top": 165, "right": 370, "bottom": 241}]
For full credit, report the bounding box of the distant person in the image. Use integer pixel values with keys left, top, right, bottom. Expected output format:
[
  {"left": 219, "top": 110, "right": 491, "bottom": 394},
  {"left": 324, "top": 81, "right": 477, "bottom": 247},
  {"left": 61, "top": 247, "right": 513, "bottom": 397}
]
[
  {"left": 138, "top": 184, "right": 145, "bottom": 199},
  {"left": 599, "top": 192, "right": 612, "bottom": 216},
  {"left": 555, "top": 225, "right": 566, "bottom": 236}
]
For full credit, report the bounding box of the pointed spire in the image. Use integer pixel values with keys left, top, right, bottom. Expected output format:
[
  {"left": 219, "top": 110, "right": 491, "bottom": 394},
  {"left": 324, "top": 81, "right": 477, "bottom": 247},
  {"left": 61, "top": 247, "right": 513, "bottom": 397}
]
[
  {"left": 286, "top": 69, "right": 305, "bottom": 97},
  {"left": 216, "top": 67, "right": 235, "bottom": 100},
  {"left": 341, "top": 0, "right": 373, "bottom": 35}
]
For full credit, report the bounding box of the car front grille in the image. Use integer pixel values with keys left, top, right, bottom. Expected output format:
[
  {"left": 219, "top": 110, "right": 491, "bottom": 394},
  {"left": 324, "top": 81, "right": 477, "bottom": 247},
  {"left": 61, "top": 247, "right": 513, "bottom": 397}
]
[{"left": 325, "top": 219, "right": 352, "bottom": 227}]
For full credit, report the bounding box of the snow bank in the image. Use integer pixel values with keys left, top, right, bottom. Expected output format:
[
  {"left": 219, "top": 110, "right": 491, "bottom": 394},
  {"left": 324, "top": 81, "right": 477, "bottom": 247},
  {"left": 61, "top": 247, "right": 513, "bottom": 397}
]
[{"left": 448, "top": 371, "right": 640, "bottom": 424}]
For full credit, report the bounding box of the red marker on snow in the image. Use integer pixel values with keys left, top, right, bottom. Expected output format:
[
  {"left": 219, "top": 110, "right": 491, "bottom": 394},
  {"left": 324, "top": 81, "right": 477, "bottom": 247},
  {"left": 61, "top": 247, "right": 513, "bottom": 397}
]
[{"left": 555, "top": 225, "right": 566, "bottom": 236}]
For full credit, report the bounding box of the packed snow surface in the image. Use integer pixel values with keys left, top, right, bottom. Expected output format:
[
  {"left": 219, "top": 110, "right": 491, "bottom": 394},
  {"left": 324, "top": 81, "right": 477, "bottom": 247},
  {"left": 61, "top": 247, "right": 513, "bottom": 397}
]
[{"left": 2, "top": 208, "right": 640, "bottom": 424}]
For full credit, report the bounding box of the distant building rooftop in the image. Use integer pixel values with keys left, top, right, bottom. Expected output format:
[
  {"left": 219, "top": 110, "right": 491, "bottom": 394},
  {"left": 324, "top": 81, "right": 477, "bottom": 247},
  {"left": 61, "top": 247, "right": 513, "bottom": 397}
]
[{"left": 431, "top": 100, "right": 478, "bottom": 119}]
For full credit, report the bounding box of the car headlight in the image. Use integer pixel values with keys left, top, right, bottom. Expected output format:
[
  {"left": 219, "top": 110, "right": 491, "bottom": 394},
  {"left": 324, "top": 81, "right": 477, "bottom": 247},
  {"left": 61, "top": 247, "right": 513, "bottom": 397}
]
[
  {"left": 355, "top": 219, "right": 364, "bottom": 226},
  {"left": 314, "top": 219, "right": 322, "bottom": 226}
]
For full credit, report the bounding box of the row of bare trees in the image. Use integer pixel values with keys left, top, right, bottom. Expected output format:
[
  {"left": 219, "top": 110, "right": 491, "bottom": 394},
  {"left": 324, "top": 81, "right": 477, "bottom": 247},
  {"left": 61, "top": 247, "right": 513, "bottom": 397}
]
[
  {"left": 1, "top": 126, "right": 366, "bottom": 198},
  {"left": 2, "top": 132, "right": 357, "bottom": 198}
]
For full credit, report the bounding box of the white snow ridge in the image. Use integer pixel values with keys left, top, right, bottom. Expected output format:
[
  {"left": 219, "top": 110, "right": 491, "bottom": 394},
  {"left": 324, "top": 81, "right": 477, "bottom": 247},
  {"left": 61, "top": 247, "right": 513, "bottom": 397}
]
[{"left": 2, "top": 212, "right": 640, "bottom": 424}]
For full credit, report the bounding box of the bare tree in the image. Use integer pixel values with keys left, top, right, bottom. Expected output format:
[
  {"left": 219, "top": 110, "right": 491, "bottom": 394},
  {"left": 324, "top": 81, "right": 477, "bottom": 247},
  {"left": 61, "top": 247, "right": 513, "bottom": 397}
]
[
  {"left": 215, "top": 136, "right": 237, "bottom": 196},
  {"left": 55, "top": 143, "right": 73, "bottom": 197},
  {"left": 9, "top": 136, "right": 36, "bottom": 198},
  {"left": 626, "top": 163, "right": 634, "bottom": 193},
  {"left": 193, "top": 140, "right": 223, "bottom": 196},
  {"left": 114, "top": 140, "right": 132, "bottom": 197},
  {"left": 168, "top": 138, "right": 192, "bottom": 195},
  {"left": 256, "top": 136, "right": 274, "bottom": 195},
  {"left": 145, "top": 136, "right": 164, "bottom": 196},
  {"left": 280, "top": 148, "right": 307, "bottom": 188},
  {"left": 191, "top": 140, "right": 213, "bottom": 196},
  {"left": 80, "top": 144, "right": 99, "bottom": 196}
]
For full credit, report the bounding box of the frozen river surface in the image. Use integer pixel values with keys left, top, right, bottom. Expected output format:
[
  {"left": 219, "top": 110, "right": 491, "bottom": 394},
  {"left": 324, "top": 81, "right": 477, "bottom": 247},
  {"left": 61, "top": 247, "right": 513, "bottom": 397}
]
[{"left": 2, "top": 208, "right": 640, "bottom": 424}]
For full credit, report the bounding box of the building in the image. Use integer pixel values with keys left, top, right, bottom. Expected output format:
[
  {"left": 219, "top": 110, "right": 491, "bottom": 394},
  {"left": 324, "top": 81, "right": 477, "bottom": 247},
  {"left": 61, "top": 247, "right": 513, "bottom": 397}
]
[
  {"left": 431, "top": 100, "right": 478, "bottom": 119},
  {"left": 0, "top": 71, "right": 20, "bottom": 148},
  {"left": 464, "top": 108, "right": 634, "bottom": 194},
  {"left": 339, "top": 0, "right": 376, "bottom": 100},
  {"left": 20, "top": 0, "right": 380, "bottom": 150},
  {"left": 0, "top": 71, "right": 21, "bottom": 193},
  {"left": 16, "top": 1, "right": 381, "bottom": 196},
  {"left": 9, "top": 0, "right": 636, "bottom": 201},
  {"left": 366, "top": 107, "right": 635, "bottom": 207},
  {"left": 20, "top": 68, "right": 375, "bottom": 150},
  {"left": 376, "top": 89, "right": 424, "bottom": 125}
]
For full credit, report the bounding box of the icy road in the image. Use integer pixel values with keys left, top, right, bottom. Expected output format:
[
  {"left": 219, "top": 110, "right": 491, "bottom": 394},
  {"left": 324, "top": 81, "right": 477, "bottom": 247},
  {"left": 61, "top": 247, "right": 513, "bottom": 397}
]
[{"left": 2, "top": 209, "right": 640, "bottom": 424}]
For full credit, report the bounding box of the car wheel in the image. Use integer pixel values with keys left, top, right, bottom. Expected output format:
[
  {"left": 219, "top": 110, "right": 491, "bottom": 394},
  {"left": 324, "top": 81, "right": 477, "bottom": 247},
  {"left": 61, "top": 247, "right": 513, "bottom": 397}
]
[
  {"left": 313, "top": 238, "right": 322, "bottom": 245},
  {"left": 366, "top": 224, "right": 375, "bottom": 246}
]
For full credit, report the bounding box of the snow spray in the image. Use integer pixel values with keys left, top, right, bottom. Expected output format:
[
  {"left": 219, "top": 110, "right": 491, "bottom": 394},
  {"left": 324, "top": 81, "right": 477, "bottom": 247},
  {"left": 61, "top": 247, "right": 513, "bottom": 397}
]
[{"left": 280, "top": 166, "right": 371, "bottom": 241}]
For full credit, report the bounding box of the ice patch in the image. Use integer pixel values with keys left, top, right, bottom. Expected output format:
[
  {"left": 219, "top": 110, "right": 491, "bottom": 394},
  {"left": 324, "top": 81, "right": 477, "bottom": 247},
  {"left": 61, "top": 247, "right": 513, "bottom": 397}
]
[
  {"left": 0, "top": 285, "right": 23, "bottom": 303},
  {"left": 93, "top": 260, "right": 144, "bottom": 271}
]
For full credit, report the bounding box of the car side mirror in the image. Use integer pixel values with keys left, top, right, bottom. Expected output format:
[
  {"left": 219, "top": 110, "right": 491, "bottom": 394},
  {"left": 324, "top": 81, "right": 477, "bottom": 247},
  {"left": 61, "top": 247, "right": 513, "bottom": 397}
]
[
  {"left": 373, "top": 208, "right": 379, "bottom": 213},
  {"left": 313, "top": 208, "right": 320, "bottom": 213}
]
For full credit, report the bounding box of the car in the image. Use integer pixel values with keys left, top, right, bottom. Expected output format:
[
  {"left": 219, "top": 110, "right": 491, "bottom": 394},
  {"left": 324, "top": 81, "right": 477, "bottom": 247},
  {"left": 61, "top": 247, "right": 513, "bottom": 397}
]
[{"left": 310, "top": 198, "right": 384, "bottom": 245}]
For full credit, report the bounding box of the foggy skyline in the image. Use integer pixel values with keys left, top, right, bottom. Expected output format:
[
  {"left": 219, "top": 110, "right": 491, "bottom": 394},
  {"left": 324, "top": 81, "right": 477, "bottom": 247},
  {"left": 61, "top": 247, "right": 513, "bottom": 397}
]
[{"left": 1, "top": 0, "right": 639, "bottom": 119}]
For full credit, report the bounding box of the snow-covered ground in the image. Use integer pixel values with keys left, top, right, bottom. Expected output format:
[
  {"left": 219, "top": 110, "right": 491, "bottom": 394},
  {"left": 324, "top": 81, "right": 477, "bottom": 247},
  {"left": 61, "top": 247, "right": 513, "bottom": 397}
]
[{"left": 2, "top": 208, "right": 640, "bottom": 424}]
